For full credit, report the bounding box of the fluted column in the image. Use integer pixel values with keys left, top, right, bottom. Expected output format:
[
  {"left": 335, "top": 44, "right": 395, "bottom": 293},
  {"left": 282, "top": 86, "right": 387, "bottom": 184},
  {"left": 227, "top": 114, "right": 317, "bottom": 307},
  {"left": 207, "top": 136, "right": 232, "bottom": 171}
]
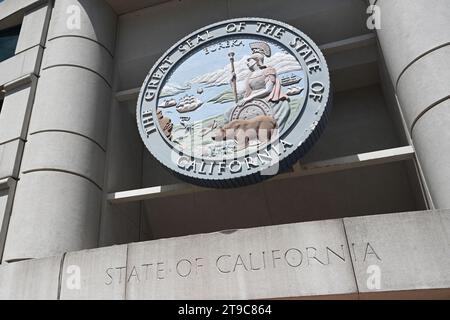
[
  {"left": 376, "top": 0, "right": 450, "bottom": 208},
  {"left": 3, "top": 0, "right": 117, "bottom": 261}
]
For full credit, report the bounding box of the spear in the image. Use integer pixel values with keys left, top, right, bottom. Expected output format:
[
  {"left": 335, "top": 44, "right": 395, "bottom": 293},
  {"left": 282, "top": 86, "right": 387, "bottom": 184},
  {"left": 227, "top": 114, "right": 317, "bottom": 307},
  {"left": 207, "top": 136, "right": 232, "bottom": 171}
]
[{"left": 228, "top": 52, "right": 238, "bottom": 103}]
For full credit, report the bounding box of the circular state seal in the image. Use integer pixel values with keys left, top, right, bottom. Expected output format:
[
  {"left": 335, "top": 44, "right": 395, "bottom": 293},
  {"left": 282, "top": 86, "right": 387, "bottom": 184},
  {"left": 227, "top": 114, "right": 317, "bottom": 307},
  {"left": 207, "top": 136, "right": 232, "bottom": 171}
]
[{"left": 137, "top": 18, "right": 331, "bottom": 188}]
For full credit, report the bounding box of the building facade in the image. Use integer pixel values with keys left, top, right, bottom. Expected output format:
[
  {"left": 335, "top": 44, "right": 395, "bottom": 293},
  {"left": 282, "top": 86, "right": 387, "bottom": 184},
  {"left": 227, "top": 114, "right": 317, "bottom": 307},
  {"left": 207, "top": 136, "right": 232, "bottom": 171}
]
[{"left": 0, "top": 0, "right": 449, "bottom": 299}]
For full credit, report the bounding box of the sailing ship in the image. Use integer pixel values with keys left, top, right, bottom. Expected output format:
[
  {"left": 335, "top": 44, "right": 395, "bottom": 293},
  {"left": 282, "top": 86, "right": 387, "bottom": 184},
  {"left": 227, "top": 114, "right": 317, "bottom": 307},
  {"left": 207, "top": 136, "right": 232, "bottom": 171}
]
[
  {"left": 281, "top": 74, "right": 301, "bottom": 86},
  {"left": 176, "top": 95, "right": 204, "bottom": 113},
  {"left": 286, "top": 87, "right": 304, "bottom": 96},
  {"left": 159, "top": 98, "right": 177, "bottom": 108}
]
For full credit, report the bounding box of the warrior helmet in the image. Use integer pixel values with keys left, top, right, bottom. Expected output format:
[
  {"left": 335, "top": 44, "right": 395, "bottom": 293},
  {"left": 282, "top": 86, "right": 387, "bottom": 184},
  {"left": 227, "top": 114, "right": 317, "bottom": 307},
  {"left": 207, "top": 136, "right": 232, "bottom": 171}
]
[
  {"left": 249, "top": 42, "right": 271, "bottom": 57},
  {"left": 248, "top": 42, "right": 271, "bottom": 67}
]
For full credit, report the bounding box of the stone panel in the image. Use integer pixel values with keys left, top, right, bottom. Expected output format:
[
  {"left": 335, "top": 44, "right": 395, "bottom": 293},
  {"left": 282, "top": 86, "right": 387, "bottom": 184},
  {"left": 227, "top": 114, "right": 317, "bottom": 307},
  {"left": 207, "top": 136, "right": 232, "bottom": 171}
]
[
  {"left": 28, "top": 67, "right": 111, "bottom": 148},
  {"left": 0, "top": 139, "right": 24, "bottom": 180},
  {"left": 21, "top": 131, "right": 105, "bottom": 188},
  {"left": 0, "top": 84, "right": 32, "bottom": 144},
  {"left": 126, "top": 219, "right": 357, "bottom": 299},
  {"left": 15, "top": 3, "right": 49, "bottom": 53},
  {"left": 344, "top": 210, "right": 450, "bottom": 295},
  {"left": 0, "top": 0, "right": 41, "bottom": 21},
  {"left": 47, "top": 0, "right": 117, "bottom": 54},
  {"left": 0, "top": 256, "right": 61, "bottom": 300},
  {"left": 2, "top": 171, "right": 102, "bottom": 261},
  {"left": 411, "top": 100, "right": 450, "bottom": 209},
  {"left": 377, "top": 0, "right": 450, "bottom": 83},
  {"left": 43, "top": 36, "right": 113, "bottom": 85},
  {"left": 0, "top": 45, "right": 40, "bottom": 87},
  {"left": 397, "top": 45, "right": 450, "bottom": 130},
  {"left": 60, "top": 245, "right": 127, "bottom": 300}
]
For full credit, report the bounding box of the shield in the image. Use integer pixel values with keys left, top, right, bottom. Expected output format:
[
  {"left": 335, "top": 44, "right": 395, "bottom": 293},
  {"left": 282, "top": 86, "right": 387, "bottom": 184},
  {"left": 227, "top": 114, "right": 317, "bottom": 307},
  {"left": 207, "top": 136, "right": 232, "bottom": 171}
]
[{"left": 229, "top": 99, "right": 273, "bottom": 121}]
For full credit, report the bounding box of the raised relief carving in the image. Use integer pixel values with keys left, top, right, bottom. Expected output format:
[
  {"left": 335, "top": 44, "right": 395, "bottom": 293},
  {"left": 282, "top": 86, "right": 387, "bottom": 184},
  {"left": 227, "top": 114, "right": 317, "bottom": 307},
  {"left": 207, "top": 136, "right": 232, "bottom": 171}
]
[{"left": 137, "top": 18, "right": 331, "bottom": 187}]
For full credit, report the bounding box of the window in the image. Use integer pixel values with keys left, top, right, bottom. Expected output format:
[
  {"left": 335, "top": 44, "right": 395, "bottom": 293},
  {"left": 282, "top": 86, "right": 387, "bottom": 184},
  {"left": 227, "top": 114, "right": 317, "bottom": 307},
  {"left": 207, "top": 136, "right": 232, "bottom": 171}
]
[{"left": 0, "top": 25, "right": 21, "bottom": 63}]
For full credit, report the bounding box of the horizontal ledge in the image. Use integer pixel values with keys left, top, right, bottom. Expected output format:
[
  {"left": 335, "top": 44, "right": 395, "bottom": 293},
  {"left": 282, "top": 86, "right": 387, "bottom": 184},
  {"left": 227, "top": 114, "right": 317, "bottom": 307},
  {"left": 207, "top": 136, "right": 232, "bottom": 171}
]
[
  {"left": 3, "top": 73, "right": 37, "bottom": 92},
  {"left": 107, "top": 145, "right": 415, "bottom": 204},
  {"left": 319, "top": 33, "right": 376, "bottom": 55},
  {"left": 115, "top": 87, "right": 140, "bottom": 102},
  {"left": 0, "top": 177, "right": 18, "bottom": 190},
  {"left": 13, "top": 43, "right": 45, "bottom": 57},
  {"left": 0, "top": 0, "right": 46, "bottom": 22},
  {"left": 114, "top": 33, "right": 377, "bottom": 103},
  {"left": 0, "top": 178, "right": 10, "bottom": 190},
  {"left": 289, "top": 145, "right": 414, "bottom": 177},
  {"left": 108, "top": 183, "right": 203, "bottom": 204}
]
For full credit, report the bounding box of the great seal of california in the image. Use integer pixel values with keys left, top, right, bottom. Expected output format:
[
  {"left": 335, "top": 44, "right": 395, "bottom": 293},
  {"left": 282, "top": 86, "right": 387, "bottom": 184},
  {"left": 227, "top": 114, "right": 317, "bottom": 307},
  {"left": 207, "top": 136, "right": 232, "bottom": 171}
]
[{"left": 137, "top": 18, "right": 331, "bottom": 188}]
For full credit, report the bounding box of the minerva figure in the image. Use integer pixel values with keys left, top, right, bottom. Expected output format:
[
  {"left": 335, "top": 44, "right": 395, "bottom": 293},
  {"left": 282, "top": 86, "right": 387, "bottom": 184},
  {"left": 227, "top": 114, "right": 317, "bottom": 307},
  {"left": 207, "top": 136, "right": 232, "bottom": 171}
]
[{"left": 226, "top": 41, "right": 291, "bottom": 132}]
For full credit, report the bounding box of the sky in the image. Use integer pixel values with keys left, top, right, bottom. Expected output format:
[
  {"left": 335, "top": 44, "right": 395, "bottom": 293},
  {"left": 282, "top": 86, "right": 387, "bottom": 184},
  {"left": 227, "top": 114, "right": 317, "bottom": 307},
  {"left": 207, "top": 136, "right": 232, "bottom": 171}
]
[
  {"left": 165, "top": 36, "right": 287, "bottom": 87},
  {"left": 158, "top": 36, "right": 304, "bottom": 125}
]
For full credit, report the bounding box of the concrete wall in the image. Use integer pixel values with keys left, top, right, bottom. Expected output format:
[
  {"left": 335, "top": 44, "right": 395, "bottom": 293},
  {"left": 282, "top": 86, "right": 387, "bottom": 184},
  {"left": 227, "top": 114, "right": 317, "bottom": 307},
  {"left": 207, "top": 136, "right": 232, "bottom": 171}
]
[
  {"left": 103, "top": 83, "right": 423, "bottom": 242},
  {"left": 0, "top": 0, "right": 431, "bottom": 268},
  {"left": 114, "top": 0, "right": 369, "bottom": 91},
  {"left": 98, "top": 0, "right": 424, "bottom": 246},
  {"left": 2, "top": 0, "right": 118, "bottom": 261},
  {"left": 1, "top": 210, "right": 449, "bottom": 299},
  {"left": 0, "top": 1, "right": 51, "bottom": 261},
  {"left": 0, "top": 0, "right": 43, "bottom": 22},
  {"left": 0, "top": 0, "right": 446, "bottom": 299},
  {"left": 376, "top": 0, "right": 450, "bottom": 209}
]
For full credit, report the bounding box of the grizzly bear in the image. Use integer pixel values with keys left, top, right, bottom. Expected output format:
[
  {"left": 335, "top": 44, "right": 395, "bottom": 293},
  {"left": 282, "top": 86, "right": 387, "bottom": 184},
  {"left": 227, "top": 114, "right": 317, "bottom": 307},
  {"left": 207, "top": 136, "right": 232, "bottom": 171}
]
[{"left": 211, "top": 115, "right": 278, "bottom": 150}]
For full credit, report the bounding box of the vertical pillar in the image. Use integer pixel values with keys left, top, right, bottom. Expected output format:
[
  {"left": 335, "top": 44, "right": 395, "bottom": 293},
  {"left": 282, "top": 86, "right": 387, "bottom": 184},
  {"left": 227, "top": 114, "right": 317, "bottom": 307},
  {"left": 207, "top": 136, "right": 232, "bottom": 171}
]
[
  {"left": 376, "top": 0, "right": 450, "bottom": 209},
  {"left": 3, "top": 0, "right": 117, "bottom": 261}
]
